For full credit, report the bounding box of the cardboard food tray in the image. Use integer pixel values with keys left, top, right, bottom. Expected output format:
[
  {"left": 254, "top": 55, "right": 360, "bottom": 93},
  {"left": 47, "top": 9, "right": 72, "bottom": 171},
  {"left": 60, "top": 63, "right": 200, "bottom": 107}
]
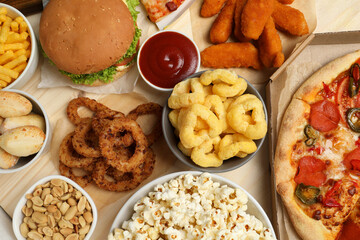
[{"left": 267, "top": 31, "right": 360, "bottom": 239}]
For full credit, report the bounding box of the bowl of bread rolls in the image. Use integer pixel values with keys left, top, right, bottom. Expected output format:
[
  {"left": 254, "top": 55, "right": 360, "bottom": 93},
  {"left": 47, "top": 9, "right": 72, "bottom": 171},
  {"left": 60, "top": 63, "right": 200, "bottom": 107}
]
[
  {"left": 0, "top": 3, "right": 39, "bottom": 90},
  {"left": 0, "top": 89, "right": 50, "bottom": 173}
]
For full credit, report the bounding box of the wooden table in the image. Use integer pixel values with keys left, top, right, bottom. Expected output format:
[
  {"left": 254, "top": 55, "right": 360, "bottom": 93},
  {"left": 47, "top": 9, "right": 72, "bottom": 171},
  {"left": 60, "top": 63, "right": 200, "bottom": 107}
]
[{"left": 1, "top": 0, "right": 360, "bottom": 239}]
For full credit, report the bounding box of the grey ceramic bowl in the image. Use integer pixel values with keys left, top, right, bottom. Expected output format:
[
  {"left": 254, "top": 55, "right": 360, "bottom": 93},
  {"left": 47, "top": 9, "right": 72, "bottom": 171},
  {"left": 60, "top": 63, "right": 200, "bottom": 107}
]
[{"left": 162, "top": 71, "right": 268, "bottom": 173}]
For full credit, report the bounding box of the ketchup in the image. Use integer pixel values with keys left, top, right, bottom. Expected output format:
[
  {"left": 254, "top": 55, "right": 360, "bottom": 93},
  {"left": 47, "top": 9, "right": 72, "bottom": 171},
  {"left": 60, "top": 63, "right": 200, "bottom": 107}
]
[{"left": 139, "top": 31, "right": 199, "bottom": 89}]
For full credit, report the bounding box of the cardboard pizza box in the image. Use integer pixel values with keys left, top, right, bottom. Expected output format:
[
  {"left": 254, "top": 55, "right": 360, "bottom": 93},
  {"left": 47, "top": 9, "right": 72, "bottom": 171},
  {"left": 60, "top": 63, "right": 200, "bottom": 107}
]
[{"left": 267, "top": 31, "right": 360, "bottom": 240}]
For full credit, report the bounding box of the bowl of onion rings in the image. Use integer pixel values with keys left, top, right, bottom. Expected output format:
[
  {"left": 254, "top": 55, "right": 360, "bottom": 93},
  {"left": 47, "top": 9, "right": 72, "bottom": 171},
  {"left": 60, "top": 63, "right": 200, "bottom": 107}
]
[{"left": 162, "top": 70, "right": 268, "bottom": 173}]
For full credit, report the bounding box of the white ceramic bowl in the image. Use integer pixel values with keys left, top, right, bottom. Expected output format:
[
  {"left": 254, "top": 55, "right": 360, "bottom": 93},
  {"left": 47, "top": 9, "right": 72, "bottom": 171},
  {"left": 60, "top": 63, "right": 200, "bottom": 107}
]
[
  {"left": 13, "top": 175, "right": 98, "bottom": 240},
  {"left": 109, "top": 171, "right": 277, "bottom": 239},
  {"left": 0, "top": 89, "right": 51, "bottom": 174},
  {"left": 137, "top": 30, "right": 200, "bottom": 91},
  {"left": 0, "top": 3, "right": 39, "bottom": 90}
]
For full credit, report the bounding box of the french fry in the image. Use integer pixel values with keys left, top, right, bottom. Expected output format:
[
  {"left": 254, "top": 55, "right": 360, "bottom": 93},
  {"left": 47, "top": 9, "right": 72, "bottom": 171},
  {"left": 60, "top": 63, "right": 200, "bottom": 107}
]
[
  {"left": 0, "top": 50, "right": 14, "bottom": 64},
  {"left": 3, "top": 43, "right": 24, "bottom": 51},
  {"left": 19, "top": 21, "right": 28, "bottom": 33},
  {"left": 0, "top": 8, "right": 31, "bottom": 88},
  {"left": 0, "top": 14, "right": 6, "bottom": 23},
  {"left": 0, "top": 73, "right": 11, "bottom": 83},
  {"left": 0, "top": 80, "right": 8, "bottom": 88},
  {"left": 14, "top": 16, "right": 23, "bottom": 24},
  {"left": 13, "top": 62, "right": 27, "bottom": 73},
  {"left": 0, "top": 17, "right": 12, "bottom": 43},
  {"left": 13, "top": 49, "right": 26, "bottom": 58},
  {"left": 0, "top": 7, "right": 7, "bottom": 15},
  {"left": 25, "top": 50, "right": 31, "bottom": 58},
  {"left": 0, "top": 66, "right": 19, "bottom": 79},
  {"left": 6, "top": 32, "right": 28, "bottom": 43},
  {"left": 4, "top": 55, "right": 27, "bottom": 69},
  {"left": 10, "top": 21, "right": 19, "bottom": 33},
  {"left": 22, "top": 40, "right": 30, "bottom": 49}
]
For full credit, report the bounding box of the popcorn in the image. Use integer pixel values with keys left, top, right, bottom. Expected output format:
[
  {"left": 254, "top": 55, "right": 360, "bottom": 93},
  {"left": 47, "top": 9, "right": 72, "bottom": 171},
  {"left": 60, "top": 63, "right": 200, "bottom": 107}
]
[{"left": 109, "top": 173, "right": 276, "bottom": 240}]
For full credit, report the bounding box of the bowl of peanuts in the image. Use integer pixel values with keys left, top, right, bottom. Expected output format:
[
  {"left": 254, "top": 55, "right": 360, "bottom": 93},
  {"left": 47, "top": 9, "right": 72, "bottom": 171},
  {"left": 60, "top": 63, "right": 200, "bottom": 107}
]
[
  {"left": 0, "top": 3, "right": 39, "bottom": 90},
  {"left": 12, "top": 175, "right": 97, "bottom": 240}
]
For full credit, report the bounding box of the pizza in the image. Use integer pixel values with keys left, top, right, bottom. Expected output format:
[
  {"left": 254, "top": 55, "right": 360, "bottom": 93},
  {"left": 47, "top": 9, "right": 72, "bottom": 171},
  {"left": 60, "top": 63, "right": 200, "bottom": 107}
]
[
  {"left": 140, "top": 0, "right": 185, "bottom": 23},
  {"left": 275, "top": 50, "right": 360, "bottom": 240}
]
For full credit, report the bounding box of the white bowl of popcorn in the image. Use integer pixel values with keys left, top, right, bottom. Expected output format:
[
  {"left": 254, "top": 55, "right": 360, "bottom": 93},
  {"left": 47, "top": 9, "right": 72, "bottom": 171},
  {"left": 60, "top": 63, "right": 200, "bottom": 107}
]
[
  {"left": 108, "top": 171, "right": 277, "bottom": 240},
  {"left": 12, "top": 175, "right": 98, "bottom": 240},
  {"left": 0, "top": 3, "right": 39, "bottom": 90}
]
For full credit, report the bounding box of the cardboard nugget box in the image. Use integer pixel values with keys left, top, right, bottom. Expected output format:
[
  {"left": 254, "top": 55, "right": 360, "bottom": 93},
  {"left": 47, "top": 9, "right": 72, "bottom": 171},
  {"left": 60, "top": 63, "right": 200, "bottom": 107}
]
[{"left": 267, "top": 31, "right": 360, "bottom": 240}]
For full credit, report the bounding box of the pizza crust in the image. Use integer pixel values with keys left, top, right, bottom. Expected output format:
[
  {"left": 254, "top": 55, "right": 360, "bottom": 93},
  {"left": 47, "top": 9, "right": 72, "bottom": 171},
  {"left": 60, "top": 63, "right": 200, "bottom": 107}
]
[
  {"left": 294, "top": 49, "right": 360, "bottom": 103},
  {"left": 275, "top": 100, "right": 339, "bottom": 240},
  {"left": 275, "top": 50, "right": 360, "bottom": 240}
]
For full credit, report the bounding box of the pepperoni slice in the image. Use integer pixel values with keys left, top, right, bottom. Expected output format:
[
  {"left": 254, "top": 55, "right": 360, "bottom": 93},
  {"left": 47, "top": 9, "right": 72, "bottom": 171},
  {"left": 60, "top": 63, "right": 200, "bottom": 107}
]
[
  {"left": 338, "top": 219, "right": 360, "bottom": 240},
  {"left": 294, "top": 156, "right": 327, "bottom": 187},
  {"left": 343, "top": 147, "right": 360, "bottom": 171},
  {"left": 309, "top": 100, "right": 340, "bottom": 132}
]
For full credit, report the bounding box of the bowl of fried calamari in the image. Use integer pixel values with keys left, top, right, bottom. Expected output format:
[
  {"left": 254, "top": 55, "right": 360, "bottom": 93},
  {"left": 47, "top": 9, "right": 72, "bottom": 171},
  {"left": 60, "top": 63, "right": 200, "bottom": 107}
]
[{"left": 162, "top": 69, "right": 268, "bottom": 173}]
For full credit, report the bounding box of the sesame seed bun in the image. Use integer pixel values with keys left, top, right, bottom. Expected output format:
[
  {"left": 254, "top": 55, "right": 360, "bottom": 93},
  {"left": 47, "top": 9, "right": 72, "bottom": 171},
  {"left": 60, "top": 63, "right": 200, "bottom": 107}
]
[{"left": 39, "top": 0, "right": 135, "bottom": 76}]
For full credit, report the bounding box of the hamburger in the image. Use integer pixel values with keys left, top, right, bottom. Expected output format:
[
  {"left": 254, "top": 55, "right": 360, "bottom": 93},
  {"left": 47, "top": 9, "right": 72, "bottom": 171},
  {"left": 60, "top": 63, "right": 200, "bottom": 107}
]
[{"left": 39, "top": 0, "right": 141, "bottom": 86}]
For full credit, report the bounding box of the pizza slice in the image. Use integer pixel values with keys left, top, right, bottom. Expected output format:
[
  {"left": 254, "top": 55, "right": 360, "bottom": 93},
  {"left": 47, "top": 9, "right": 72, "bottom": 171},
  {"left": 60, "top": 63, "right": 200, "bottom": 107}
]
[
  {"left": 275, "top": 50, "right": 360, "bottom": 240},
  {"left": 140, "top": 0, "right": 185, "bottom": 23}
]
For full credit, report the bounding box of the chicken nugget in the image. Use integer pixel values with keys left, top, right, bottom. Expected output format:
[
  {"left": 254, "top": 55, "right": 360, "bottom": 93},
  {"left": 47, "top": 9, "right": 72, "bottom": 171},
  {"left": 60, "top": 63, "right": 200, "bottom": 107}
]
[
  {"left": 201, "top": 42, "right": 262, "bottom": 69},
  {"left": 241, "top": 0, "right": 275, "bottom": 40},
  {"left": 258, "top": 17, "right": 284, "bottom": 68},
  {"left": 272, "top": 0, "right": 309, "bottom": 36},
  {"left": 210, "top": 0, "right": 237, "bottom": 44},
  {"left": 233, "top": 0, "right": 250, "bottom": 42},
  {"left": 277, "top": 0, "right": 294, "bottom": 4},
  {"left": 201, "top": 0, "right": 228, "bottom": 18}
]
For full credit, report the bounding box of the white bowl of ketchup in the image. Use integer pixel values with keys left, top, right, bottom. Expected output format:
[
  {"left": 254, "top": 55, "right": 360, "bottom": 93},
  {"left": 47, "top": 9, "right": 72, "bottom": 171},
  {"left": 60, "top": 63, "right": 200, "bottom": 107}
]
[{"left": 137, "top": 30, "right": 200, "bottom": 91}]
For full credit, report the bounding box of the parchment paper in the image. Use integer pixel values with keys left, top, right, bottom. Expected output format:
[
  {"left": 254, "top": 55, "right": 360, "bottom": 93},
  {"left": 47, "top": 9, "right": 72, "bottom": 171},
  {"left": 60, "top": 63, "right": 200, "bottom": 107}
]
[
  {"left": 190, "top": 0, "right": 317, "bottom": 84},
  {"left": 270, "top": 36, "right": 360, "bottom": 240},
  {"left": 39, "top": 0, "right": 316, "bottom": 92}
]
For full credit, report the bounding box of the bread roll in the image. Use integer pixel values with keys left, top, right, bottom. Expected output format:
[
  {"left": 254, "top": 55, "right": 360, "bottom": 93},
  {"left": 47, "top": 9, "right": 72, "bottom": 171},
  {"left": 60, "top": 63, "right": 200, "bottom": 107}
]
[
  {"left": 0, "top": 126, "right": 45, "bottom": 157},
  {"left": 0, "top": 147, "right": 19, "bottom": 169},
  {"left": 0, "top": 91, "right": 32, "bottom": 118},
  {"left": 0, "top": 113, "right": 45, "bottom": 134}
]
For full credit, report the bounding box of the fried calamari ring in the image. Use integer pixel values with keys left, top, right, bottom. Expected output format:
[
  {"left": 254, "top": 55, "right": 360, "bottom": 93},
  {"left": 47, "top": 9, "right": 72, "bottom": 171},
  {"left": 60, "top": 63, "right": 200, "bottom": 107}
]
[
  {"left": 72, "top": 120, "right": 102, "bottom": 158},
  {"left": 67, "top": 97, "right": 110, "bottom": 125},
  {"left": 200, "top": 70, "right": 247, "bottom": 97},
  {"left": 59, "top": 161, "right": 93, "bottom": 188},
  {"left": 92, "top": 148, "right": 155, "bottom": 192},
  {"left": 191, "top": 136, "right": 222, "bottom": 167},
  {"left": 227, "top": 94, "right": 267, "bottom": 139},
  {"left": 179, "top": 104, "right": 222, "bottom": 148},
  {"left": 59, "top": 132, "right": 97, "bottom": 168},
  {"left": 168, "top": 78, "right": 205, "bottom": 109},
  {"left": 217, "top": 134, "right": 257, "bottom": 160},
  {"left": 99, "top": 118, "right": 148, "bottom": 172},
  {"left": 203, "top": 95, "right": 227, "bottom": 131},
  {"left": 127, "top": 102, "right": 163, "bottom": 146}
]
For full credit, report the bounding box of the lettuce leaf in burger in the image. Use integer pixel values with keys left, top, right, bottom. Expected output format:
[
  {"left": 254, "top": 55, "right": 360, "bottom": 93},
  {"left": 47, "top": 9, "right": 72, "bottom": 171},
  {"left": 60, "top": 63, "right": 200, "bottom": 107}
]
[{"left": 39, "top": 0, "right": 141, "bottom": 86}]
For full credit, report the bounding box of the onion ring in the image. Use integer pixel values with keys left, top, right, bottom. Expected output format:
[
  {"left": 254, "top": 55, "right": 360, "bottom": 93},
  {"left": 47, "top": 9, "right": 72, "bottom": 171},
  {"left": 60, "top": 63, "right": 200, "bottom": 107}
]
[
  {"left": 92, "top": 117, "right": 134, "bottom": 147},
  {"left": 66, "top": 97, "right": 108, "bottom": 125},
  {"left": 92, "top": 148, "right": 155, "bottom": 192},
  {"left": 59, "top": 132, "right": 97, "bottom": 168},
  {"left": 127, "top": 102, "right": 163, "bottom": 146},
  {"left": 72, "top": 120, "right": 102, "bottom": 158},
  {"left": 99, "top": 118, "right": 148, "bottom": 172},
  {"left": 59, "top": 161, "right": 93, "bottom": 188}
]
